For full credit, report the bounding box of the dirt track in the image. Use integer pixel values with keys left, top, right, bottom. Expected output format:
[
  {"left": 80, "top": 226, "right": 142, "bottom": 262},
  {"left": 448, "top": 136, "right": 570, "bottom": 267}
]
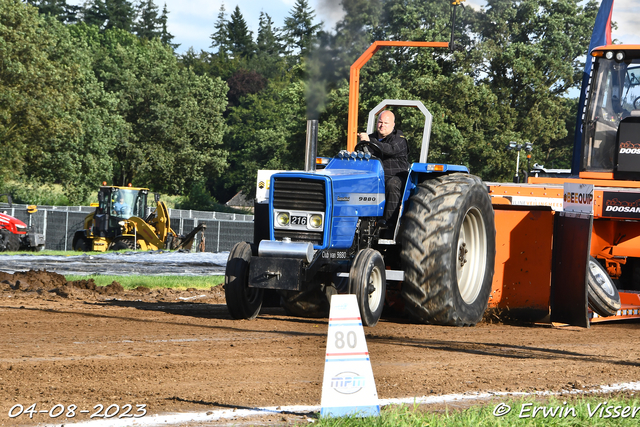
[{"left": 1, "top": 270, "right": 640, "bottom": 426}]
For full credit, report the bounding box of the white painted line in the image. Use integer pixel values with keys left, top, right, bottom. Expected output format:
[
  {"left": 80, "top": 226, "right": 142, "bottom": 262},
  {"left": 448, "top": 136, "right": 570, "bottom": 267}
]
[{"left": 61, "top": 381, "right": 640, "bottom": 427}]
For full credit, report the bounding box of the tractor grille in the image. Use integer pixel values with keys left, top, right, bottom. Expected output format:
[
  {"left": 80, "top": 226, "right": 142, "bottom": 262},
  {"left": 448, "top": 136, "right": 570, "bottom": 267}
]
[
  {"left": 273, "top": 177, "right": 326, "bottom": 211},
  {"left": 273, "top": 177, "right": 326, "bottom": 245}
]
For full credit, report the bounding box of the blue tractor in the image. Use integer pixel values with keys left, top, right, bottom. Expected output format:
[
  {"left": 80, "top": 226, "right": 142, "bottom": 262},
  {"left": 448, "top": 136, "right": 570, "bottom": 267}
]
[{"left": 225, "top": 99, "right": 496, "bottom": 327}]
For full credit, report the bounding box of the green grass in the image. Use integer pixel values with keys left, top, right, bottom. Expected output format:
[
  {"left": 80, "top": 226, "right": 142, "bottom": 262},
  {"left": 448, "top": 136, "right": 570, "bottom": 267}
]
[
  {"left": 0, "top": 250, "right": 92, "bottom": 256},
  {"left": 313, "top": 396, "right": 640, "bottom": 426},
  {"left": 64, "top": 274, "right": 224, "bottom": 290}
]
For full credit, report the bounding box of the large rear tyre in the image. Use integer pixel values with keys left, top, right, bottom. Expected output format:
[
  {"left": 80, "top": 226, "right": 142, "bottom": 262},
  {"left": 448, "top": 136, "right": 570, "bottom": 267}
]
[
  {"left": 400, "top": 173, "right": 496, "bottom": 326},
  {"left": 587, "top": 256, "right": 621, "bottom": 317},
  {"left": 0, "top": 230, "right": 20, "bottom": 252},
  {"left": 349, "top": 249, "right": 386, "bottom": 327},
  {"left": 225, "top": 242, "right": 263, "bottom": 319}
]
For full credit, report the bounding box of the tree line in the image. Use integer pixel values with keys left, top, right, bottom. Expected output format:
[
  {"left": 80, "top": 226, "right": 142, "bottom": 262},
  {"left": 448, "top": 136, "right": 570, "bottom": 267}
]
[{"left": 1, "top": 0, "right": 598, "bottom": 207}]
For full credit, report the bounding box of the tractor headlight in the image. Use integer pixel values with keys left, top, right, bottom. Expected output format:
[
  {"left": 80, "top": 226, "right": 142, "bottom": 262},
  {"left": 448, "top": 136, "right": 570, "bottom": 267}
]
[
  {"left": 605, "top": 51, "right": 614, "bottom": 60},
  {"left": 276, "top": 212, "right": 290, "bottom": 226},
  {"left": 615, "top": 51, "right": 625, "bottom": 61},
  {"left": 309, "top": 214, "right": 323, "bottom": 229}
]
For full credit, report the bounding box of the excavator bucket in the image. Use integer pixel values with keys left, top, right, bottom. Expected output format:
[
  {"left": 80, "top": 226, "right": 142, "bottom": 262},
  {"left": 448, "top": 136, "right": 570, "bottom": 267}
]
[{"left": 175, "top": 223, "right": 207, "bottom": 251}]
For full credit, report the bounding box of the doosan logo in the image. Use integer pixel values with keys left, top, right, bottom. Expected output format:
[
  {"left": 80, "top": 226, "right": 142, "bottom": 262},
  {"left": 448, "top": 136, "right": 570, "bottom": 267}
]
[
  {"left": 606, "top": 205, "right": 640, "bottom": 213},
  {"left": 619, "top": 141, "right": 640, "bottom": 154},
  {"left": 619, "top": 148, "right": 640, "bottom": 154}
]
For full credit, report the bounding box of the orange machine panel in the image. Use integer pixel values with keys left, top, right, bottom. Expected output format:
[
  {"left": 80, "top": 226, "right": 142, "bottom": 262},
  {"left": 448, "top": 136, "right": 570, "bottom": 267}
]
[{"left": 489, "top": 206, "right": 554, "bottom": 318}]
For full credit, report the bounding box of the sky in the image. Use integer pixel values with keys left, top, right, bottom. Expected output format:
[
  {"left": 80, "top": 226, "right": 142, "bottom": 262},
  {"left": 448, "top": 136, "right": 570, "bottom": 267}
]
[{"left": 67, "top": 0, "right": 640, "bottom": 54}]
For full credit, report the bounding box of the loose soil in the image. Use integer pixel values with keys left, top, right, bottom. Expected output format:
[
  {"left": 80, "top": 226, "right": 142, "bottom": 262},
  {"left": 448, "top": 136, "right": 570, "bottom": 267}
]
[{"left": 1, "top": 270, "right": 640, "bottom": 426}]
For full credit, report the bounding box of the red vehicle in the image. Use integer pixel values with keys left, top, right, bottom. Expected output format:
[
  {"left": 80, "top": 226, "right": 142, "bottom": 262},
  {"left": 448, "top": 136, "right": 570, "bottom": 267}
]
[{"left": 0, "top": 211, "right": 45, "bottom": 252}]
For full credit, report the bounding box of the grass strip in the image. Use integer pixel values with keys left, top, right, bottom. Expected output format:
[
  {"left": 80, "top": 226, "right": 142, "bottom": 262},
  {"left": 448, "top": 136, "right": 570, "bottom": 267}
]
[
  {"left": 64, "top": 274, "right": 224, "bottom": 290},
  {"left": 313, "top": 396, "right": 640, "bottom": 426}
]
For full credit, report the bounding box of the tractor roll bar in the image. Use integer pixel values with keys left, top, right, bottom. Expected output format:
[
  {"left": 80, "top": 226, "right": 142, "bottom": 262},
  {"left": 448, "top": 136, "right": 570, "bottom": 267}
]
[{"left": 366, "top": 99, "right": 433, "bottom": 163}]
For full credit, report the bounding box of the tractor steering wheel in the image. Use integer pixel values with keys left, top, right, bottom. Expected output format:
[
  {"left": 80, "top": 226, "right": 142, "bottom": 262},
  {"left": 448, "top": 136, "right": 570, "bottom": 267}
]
[
  {"left": 355, "top": 140, "right": 384, "bottom": 158},
  {"left": 634, "top": 96, "right": 640, "bottom": 110}
]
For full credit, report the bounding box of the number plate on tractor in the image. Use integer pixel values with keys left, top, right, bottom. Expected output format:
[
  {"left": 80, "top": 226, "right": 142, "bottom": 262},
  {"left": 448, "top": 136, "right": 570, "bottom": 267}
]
[{"left": 291, "top": 216, "right": 307, "bottom": 225}]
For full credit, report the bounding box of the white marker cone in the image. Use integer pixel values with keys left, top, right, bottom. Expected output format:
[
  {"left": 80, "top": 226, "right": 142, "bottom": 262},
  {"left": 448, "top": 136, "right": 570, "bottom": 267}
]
[{"left": 320, "top": 294, "right": 380, "bottom": 418}]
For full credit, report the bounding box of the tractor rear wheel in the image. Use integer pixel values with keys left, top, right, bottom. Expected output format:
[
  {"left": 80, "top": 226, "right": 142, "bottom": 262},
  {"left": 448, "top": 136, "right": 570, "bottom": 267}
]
[
  {"left": 400, "top": 173, "right": 496, "bottom": 326},
  {"left": 349, "top": 248, "right": 386, "bottom": 326},
  {"left": 0, "top": 230, "right": 20, "bottom": 252},
  {"left": 587, "top": 256, "right": 621, "bottom": 317},
  {"left": 225, "top": 242, "right": 263, "bottom": 319}
]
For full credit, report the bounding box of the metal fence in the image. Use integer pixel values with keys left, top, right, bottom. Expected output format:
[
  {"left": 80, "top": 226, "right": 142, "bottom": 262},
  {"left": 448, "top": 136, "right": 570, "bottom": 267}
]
[{"left": 0, "top": 203, "right": 254, "bottom": 252}]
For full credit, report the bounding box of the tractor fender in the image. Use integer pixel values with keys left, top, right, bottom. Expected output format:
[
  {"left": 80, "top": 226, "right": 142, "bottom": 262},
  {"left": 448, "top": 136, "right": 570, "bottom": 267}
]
[{"left": 397, "top": 163, "right": 471, "bottom": 232}]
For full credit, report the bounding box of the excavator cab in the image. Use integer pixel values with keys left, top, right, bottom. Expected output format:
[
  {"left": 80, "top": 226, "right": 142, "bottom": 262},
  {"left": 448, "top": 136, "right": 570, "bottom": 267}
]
[
  {"left": 94, "top": 187, "right": 149, "bottom": 237},
  {"left": 581, "top": 46, "right": 640, "bottom": 178}
]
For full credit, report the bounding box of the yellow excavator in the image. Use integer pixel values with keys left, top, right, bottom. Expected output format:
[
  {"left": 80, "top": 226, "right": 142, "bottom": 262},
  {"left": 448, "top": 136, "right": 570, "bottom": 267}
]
[{"left": 72, "top": 185, "right": 205, "bottom": 252}]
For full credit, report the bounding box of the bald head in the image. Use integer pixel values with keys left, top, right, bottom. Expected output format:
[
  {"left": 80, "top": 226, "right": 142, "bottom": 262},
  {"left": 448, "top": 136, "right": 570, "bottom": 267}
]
[{"left": 376, "top": 111, "right": 395, "bottom": 138}]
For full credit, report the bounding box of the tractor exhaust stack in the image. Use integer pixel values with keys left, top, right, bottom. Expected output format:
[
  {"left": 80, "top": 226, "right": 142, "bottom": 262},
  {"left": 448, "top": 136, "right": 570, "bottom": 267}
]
[{"left": 305, "top": 119, "right": 318, "bottom": 172}]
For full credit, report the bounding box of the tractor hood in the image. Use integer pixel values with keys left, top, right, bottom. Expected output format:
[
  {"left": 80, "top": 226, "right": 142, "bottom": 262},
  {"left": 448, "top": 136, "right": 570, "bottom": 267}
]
[
  {"left": 0, "top": 212, "right": 28, "bottom": 234},
  {"left": 317, "top": 157, "right": 385, "bottom": 217},
  {"left": 268, "top": 157, "right": 385, "bottom": 250}
]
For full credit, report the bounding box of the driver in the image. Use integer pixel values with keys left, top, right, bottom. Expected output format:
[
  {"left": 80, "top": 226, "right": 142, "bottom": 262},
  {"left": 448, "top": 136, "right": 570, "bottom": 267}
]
[
  {"left": 113, "top": 195, "right": 129, "bottom": 217},
  {"left": 358, "top": 110, "right": 409, "bottom": 231}
]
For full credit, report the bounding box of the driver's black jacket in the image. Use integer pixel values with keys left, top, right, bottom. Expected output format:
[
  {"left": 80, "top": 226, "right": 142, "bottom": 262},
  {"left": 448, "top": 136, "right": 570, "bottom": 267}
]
[{"left": 366, "top": 129, "right": 410, "bottom": 179}]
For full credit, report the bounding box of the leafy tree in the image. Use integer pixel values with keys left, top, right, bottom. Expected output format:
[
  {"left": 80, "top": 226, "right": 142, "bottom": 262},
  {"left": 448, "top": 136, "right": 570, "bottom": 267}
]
[
  {"left": 316, "top": 0, "right": 597, "bottom": 182},
  {"left": 226, "top": 69, "right": 267, "bottom": 108},
  {"left": 220, "top": 74, "right": 307, "bottom": 198},
  {"left": 464, "top": 0, "right": 599, "bottom": 179},
  {"left": 0, "top": 1, "right": 124, "bottom": 203},
  {"left": 79, "top": 28, "right": 229, "bottom": 194},
  {"left": 329, "top": 0, "right": 382, "bottom": 79},
  {"left": 283, "top": 0, "right": 322, "bottom": 58}
]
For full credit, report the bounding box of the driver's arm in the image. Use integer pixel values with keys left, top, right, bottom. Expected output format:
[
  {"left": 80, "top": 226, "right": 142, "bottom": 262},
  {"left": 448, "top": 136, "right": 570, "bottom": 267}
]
[{"left": 358, "top": 132, "right": 370, "bottom": 142}]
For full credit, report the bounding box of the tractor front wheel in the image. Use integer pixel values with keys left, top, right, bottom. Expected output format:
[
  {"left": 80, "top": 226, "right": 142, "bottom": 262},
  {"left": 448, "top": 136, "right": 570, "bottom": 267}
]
[
  {"left": 73, "top": 231, "right": 92, "bottom": 252},
  {"left": 110, "top": 238, "right": 137, "bottom": 251},
  {"left": 349, "top": 248, "right": 386, "bottom": 326},
  {"left": 400, "top": 173, "right": 496, "bottom": 326},
  {"left": 225, "top": 242, "right": 263, "bottom": 319},
  {"left": 0, "top": 230, "right": 20, "bottom": 252}
]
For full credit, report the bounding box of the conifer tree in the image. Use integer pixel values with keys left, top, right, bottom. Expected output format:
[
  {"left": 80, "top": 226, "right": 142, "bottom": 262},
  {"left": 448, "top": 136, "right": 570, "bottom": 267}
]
[
  {"left": 104, "top": 0, "right": 135, "bottom": 31},
  {"left": 210, "top": 3, "right": 229, "bottom": 56},
  {"left": 227, "top": 5, "right": 254, "bottom": 58},
  {"left": 159, "top": 3, "right": 178, "bottom": 48},
  {"left": 283, "top": 0, "right": 322, "bottom": 57},
  {"left": 256, "top": 12, "right": 283, "bottom": 57},
  {"left": 134, "top": 0, "right": 160, "bottom": 40}
]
